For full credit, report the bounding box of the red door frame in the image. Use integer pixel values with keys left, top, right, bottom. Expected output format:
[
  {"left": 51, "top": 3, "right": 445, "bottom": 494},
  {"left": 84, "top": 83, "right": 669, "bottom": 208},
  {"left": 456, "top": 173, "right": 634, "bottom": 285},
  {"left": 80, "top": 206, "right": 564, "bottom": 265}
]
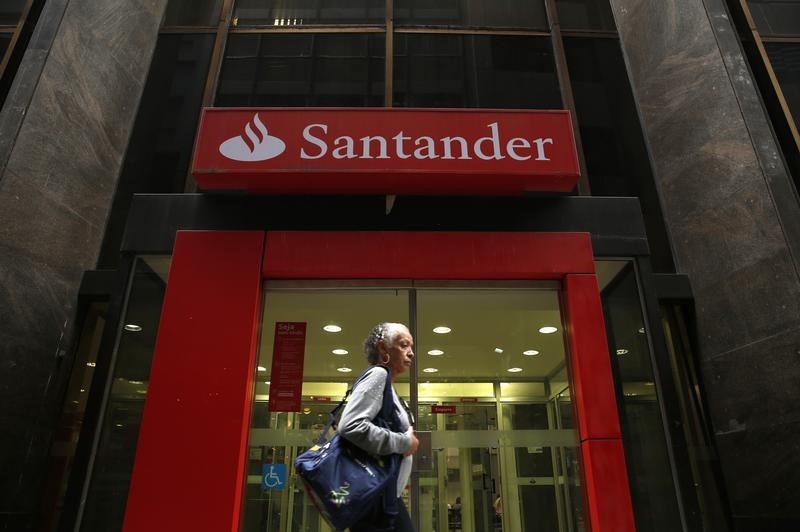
[{"left": 123, "top": 230, "right": 635, "bottom": 532}]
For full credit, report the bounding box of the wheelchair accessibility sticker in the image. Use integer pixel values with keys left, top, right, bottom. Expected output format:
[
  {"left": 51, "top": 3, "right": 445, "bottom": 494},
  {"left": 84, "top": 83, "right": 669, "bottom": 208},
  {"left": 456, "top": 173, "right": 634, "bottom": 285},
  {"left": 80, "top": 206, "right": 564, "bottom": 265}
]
[{"left": 262, "top": 463, "right": 286, "bottom": 490}]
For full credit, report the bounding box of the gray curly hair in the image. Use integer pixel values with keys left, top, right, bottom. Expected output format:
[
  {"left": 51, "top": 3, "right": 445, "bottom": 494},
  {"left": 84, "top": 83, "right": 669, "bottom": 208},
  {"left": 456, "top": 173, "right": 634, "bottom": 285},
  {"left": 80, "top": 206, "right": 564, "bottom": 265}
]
[{"left": 364, "top": 322, "right": 409, "bottom": 364}]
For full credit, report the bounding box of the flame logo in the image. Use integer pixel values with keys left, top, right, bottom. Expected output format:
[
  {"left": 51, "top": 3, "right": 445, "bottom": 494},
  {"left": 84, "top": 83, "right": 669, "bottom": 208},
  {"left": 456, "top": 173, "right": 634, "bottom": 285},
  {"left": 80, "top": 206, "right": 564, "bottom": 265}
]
[{"left": 219, "top": 113, "right": 286, "bottom": 161}]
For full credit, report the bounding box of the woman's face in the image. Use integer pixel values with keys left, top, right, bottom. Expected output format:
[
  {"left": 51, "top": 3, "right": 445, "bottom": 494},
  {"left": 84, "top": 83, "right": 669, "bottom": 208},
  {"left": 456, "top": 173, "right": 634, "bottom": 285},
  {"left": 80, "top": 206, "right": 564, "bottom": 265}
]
[{"left": 382, "top": 328, "right": 414, "bottom": 376}]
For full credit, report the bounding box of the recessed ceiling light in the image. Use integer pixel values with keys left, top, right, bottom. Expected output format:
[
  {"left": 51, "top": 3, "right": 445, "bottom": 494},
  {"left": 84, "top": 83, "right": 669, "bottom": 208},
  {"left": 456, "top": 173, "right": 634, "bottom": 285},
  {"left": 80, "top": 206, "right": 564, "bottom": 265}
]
[
  {"left": 264, "top": 381, "right": 270, "bottom": 384},
  {"left": 124, "top": 324, "right": 142, "bottom": 332},
  {"left": 323, "top": 324, "right": 342, "bottom": 333},
  {"left": 638, "top": 327, "right": 646, "bottom": 334},
  {"left": 115, "top": 424, "right": 123, "bottom": 428},
  {"left": 86, "top": 362, "right": 96, "bottom": 367},
  {"left": 507, "top": 367, "right": 523, "bottom": 373},
  {"left": 494, "top": 347, "right": 504, "bottom": 354},
  {"left": 538, "top": 326, "right": 558, "bottom": 334},
  {"left": 332, "top": 349, "right": 349, "bottom": 355},
  {"left": 433, "top": 326, "right": 451, "bottom": 334},
  {"left": 523, "top": 350, "right": 540, "bottom": 356},
  {"left": 257, "top": 366, "right": 267, "bottom": 372},
  {"left": 337, "top": 367, "right": 352, "bottom": 373},
  {"left": 616, "top": 348, "right": 629, "bottom": 355},
  {"left": 79, "top": 389, "right": 85, "bottom": 393},
  {"left": 423, "top": 368, "right": 438, "bottom": 373},
  {"left": 427, "top": 349, "right": 444, "bottom": 356}
]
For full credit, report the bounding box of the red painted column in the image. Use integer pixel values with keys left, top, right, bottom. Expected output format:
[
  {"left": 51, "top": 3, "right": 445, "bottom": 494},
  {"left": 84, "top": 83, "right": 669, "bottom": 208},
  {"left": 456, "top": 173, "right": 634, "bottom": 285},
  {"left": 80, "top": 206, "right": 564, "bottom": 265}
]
[
  {"left": 564, "top": 274, "right": 636, "bottom": 532},
  {"left": 123, "top": 231, "right": 265, "bottom": 532}
]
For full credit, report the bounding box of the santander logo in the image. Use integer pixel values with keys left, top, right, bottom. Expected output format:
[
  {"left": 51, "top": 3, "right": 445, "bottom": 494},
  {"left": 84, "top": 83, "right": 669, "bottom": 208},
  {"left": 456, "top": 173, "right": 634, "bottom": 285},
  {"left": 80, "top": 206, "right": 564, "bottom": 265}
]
[{"left": 219, "top": 113, "right": 286, "bottom": 161}]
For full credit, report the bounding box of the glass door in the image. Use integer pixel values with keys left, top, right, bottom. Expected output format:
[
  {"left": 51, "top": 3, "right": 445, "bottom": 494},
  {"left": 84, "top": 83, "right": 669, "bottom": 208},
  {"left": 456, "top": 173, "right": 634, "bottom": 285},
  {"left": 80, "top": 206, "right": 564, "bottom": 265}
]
[{"left": 242, "top": 284, "right": 583, "bottom": 532}]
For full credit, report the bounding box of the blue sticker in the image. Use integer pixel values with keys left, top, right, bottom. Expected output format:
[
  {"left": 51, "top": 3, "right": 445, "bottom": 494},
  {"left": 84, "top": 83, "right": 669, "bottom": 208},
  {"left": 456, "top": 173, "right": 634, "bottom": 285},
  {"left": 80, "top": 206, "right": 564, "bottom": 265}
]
[{"left": 262, "top": 463, "right": 286, "bottom": 490}]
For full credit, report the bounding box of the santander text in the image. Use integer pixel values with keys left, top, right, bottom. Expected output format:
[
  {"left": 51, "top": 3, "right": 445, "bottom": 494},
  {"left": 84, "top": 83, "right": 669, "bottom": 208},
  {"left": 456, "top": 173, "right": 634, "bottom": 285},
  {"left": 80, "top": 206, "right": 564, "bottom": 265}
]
[{"left": 300, "top": 122, "right": 553, "bottom": 162}]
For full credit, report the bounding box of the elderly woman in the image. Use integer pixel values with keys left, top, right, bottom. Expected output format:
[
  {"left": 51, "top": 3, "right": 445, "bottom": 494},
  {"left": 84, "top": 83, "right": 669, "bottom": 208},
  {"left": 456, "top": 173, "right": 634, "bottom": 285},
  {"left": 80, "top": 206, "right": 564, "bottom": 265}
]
[{"left": 338, "top": 322, "right": 420, "bottom": 531}]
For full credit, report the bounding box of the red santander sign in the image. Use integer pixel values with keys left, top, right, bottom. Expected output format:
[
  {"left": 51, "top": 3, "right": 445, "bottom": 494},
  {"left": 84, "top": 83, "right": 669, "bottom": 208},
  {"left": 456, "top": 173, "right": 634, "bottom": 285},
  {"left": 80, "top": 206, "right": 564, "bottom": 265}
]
[{"left": 192, "top": 108, "right": 580, "bottom": 194}]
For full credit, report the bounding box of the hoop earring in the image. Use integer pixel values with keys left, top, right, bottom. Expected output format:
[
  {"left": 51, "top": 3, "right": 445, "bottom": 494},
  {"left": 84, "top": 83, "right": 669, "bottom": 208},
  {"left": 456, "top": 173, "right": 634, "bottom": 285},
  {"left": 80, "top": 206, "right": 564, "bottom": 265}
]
[{"left": 380, "top": 353, "right": 390, "bottom": 365}]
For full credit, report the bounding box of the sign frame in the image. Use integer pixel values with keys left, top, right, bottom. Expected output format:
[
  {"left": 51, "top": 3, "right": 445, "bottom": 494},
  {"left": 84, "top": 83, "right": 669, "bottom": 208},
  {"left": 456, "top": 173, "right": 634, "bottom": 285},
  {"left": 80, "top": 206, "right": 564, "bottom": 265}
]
[{"left": 192, "top": 107, "right": 580, "bottom": 194}]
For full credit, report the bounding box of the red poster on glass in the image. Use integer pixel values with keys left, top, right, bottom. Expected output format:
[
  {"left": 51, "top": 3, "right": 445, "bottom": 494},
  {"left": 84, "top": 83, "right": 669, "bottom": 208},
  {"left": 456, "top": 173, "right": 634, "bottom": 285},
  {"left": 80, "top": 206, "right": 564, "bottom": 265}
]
[
  {"left": 431, "top": 405, "right": 457, "bottom": 414},
  {"left": 268, "top": 322, "right": 306, "bottom": 412}
]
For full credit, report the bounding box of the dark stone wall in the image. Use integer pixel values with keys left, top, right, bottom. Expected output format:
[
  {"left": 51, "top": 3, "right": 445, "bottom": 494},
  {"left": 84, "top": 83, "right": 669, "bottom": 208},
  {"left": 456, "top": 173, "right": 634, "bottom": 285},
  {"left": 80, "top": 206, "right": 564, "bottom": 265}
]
[
  {"left": 609, "top": 0, "right": 800, "bottom": 528},
  {"left": 0, "top": 0, "right": 167, "bottom": 529}
]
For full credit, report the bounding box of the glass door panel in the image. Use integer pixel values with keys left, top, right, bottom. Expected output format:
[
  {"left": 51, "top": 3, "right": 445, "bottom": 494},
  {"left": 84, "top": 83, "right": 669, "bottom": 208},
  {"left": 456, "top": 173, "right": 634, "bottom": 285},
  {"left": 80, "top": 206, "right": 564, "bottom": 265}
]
[
  {"left": 415, "top": 288, "right": 582, "bottom": 532},
  {"left": 243, "top": 288, "right": 410, "bottom": 532},
  {"left": 242, "top": 285, "right": 583, "bottom": 532}
]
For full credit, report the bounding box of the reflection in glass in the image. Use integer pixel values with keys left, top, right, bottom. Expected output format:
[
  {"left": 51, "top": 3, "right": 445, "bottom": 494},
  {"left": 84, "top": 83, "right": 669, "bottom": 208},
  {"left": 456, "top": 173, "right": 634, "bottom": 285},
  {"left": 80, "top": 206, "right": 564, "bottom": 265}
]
[
  {"left": 233, "top": 0, "right": 384, "bottom": 26},
  {"left": 163, "top": 0, "right": 224, "bottom": 26},
  {"left": 601, "top": 262, "right": 682, "bottom": 532},
  {"left": 556, "top": 0, "right": 616, "bottom": 31},
  {"left": 0, "top": 35, "right": 10, "bottom": 60},
  {"left": 0, "top": 0, "right": 25, "bottom": 26},
  {"left": 395, "top": 0, "right": 548, "bottom": 29},
  {"left": 747, "top": 0, "right": 800, "bottom": 36},
  {"left": 394, "top": 34, "right": 561, "bottom": 109},
  {"left": 766, "top": 43, "right": 800, "bottom": 127},
  {"left": 78, "top": 257, "right": 169, "bottom": 532},
  {"left": 216, "top": 33, "right": 385, "bottom": 107},
  {"left": 39, "top": 302, "right": 108, "bottom": 532}
]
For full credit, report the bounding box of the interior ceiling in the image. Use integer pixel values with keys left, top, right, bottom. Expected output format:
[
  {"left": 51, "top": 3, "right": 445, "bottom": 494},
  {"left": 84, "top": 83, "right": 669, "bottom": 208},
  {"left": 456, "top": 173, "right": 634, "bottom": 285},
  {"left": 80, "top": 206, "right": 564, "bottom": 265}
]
[
  {"left": 139, "top": 255, "right": 631, "bottom": 384},
  {"left": 258, "top": 287, "right": 566, "bottom": 382}
]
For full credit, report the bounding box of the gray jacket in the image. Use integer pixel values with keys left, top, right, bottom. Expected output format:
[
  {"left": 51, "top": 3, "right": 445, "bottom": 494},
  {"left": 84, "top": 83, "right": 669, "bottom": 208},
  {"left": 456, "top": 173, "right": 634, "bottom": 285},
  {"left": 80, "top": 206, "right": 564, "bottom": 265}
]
[
  {"left": 338, "top": 366, "right": 413, "bottom": 456},
  {"left": 338, "top": 366, "right": 415, "bottom": 495}
]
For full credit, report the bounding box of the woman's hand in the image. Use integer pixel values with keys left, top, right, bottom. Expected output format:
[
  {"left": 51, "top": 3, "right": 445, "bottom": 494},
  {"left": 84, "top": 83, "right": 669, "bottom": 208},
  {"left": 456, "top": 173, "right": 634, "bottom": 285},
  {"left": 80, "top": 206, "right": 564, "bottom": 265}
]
[{"left": 404, "top": 428, "right": 420, "bottom": 456}]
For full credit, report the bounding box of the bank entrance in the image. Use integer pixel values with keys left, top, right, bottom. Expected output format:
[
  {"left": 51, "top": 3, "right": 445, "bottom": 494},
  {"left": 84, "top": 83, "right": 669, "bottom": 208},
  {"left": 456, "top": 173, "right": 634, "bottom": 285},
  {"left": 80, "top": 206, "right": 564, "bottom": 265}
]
[{"left": 121, "top": 230, "right": 634, "bottom": 532}]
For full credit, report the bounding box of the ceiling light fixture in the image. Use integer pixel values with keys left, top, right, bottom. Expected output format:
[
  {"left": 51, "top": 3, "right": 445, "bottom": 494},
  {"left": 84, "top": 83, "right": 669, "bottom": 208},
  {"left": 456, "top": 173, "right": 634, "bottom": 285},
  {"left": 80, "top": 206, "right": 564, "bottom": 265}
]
[
  {"left": 86, "top": 362, "right": 96, "bottom": 367},
  {"left": 427, "top": 349, "right": 444, "bottom": 356},
  {"left": 257, "top": 366, "right": 267, "bottom": 372},
  {"left": 638, "top": 327, "right": 646, "bottom": 334},
  {"left": 332, "top": 349, "right": 348, "bottom": 355},
  {"left": 337, "top": 367, "right": 352, "bottom": 373},
  {"left": 432, "top": 326, "right": 451, "bottom": 334},
  {"left": 323, "top": 324, "right": 342, "bottom": 333},
  {"left": 507, "top": 367, "right": 523, "bottom": 373},
  {"left": 616, "top": 348, "right": 629, "bottom": 355},
  {"left": 423, "top": 368, "right": 438, "bottom": 373},
  {"left": 124, "top": 324, "right": 142, "bottom": 332},
  {"left": 523, "top": 350, "right": 540, "bottom": 356},
  {"left": 494, "top": 347, "right": 504, "bottom": 354},
  {"left": 538, "top": 326, "right": 558, "bottom": 334}
]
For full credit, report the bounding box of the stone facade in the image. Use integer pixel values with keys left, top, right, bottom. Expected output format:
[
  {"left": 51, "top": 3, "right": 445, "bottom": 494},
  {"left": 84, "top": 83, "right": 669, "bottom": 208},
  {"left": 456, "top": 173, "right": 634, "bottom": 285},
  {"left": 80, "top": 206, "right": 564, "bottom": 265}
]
[
  {"left": 0, "top": 1, "right": 167, "bottom": 529},
  {"left": 610, "top": 0, "right": 800, "bottom": 527}
]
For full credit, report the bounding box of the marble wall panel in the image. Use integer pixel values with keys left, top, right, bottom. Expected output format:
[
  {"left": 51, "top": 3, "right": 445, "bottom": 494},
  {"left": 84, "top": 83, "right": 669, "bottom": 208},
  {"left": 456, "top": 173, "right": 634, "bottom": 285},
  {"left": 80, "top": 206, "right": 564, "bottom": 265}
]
[
  {"left": 713, "top": 419, "right": 800, "bottom": 523},
  {"left": 610, "top": 0, "right": 800, "bottom": 527},
  {"left": 702, "top": 328, "right": 800, "bottom": 433},
  {"left": 0, "top": 0, "right": 168, "bottom": 527}
]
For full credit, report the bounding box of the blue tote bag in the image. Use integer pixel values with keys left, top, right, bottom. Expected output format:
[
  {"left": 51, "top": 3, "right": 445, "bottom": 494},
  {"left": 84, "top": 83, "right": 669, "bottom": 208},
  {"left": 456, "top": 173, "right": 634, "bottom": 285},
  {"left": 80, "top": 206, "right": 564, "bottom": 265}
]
[{"left": 294, "top": 366, "right": 402, "bottom": 530}]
